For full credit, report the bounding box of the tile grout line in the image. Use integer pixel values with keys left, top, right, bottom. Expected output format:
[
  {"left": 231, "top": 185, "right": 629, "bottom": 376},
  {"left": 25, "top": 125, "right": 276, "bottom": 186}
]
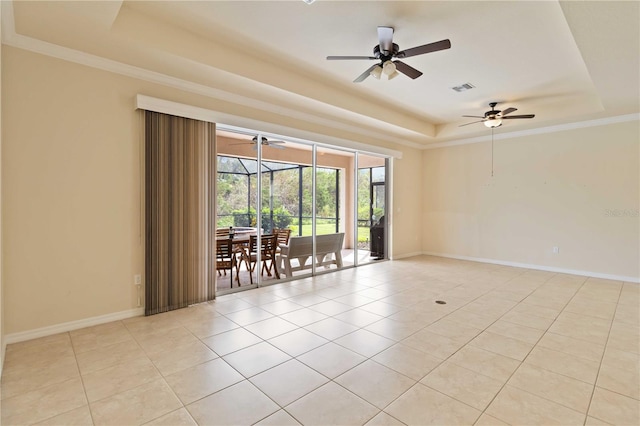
[
  {"left": 582, "top": 280, "right": 625, "bottom": 425},
  {"left": 69, "top": 329, "right": 97, "bottom": 426}
]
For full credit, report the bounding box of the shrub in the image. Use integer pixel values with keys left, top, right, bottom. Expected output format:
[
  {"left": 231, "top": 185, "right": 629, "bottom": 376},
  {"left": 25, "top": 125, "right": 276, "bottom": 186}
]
[
  {"left": 270, "top": 206, "right": 292, "bottom": 229},
  {"left": 231, "top": 206, "right": 292, "bottom": 231},
  {"left": 232, "top": 208, "right": 254, "bottom": 227}
]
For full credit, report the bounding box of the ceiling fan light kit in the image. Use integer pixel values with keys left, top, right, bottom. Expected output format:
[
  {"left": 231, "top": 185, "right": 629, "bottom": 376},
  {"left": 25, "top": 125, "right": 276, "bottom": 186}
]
[
  {"left": 382, "top": 61, "right": 399, "bottom": 79},
  {"left": 370, "top": 65, "right": 383, "bottom": 79},
  {"left": 484, "top": 118, "right": 502, "bottom": 128}
]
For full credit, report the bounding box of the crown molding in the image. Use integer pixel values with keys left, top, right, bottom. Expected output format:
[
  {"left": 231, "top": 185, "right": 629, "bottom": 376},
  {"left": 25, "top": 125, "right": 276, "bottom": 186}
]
[{"left": 423, "top": 113, "right": 640, "bottom": 150}]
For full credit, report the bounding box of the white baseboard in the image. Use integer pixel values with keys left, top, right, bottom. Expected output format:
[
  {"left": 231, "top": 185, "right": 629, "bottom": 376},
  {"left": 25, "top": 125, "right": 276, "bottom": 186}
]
[
  {"left": 391, "top": 251, "right": 424, "bottom": 260},
  {"left": 4, "top": 308, "right": 145, "bottom": 345},
  {"left": 422, "top": 251, "right": 640, "bottom": 283}
]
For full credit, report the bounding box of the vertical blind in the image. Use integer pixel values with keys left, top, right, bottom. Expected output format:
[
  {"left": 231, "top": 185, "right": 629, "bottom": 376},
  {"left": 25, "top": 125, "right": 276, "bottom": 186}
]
[{"left": 145, "top": 111, "right": 216, "bottom": 315}]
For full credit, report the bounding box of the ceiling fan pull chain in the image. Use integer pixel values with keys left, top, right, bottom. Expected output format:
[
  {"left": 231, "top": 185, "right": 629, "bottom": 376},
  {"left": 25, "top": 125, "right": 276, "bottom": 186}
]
[{"left": 491, "top": 128, "right": 494, "bottom": 177}]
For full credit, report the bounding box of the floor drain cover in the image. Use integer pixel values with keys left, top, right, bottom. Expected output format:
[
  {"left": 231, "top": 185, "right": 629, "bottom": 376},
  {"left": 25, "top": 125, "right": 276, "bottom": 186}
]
[{"left": 435, "top": 300, "right": 447, "bottom": 305}]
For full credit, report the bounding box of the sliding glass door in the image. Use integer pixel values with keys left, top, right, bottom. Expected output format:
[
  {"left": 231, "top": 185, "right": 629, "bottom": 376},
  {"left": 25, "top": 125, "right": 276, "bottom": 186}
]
[
  {"left": 357, "top": 154, "right": 388, "bottom": 265},
  {"left": 314, "top": 146, "right": 355, "bottom": 273},
  {"left": 214, "top": 128, "right": 388, "bottom": 294}
]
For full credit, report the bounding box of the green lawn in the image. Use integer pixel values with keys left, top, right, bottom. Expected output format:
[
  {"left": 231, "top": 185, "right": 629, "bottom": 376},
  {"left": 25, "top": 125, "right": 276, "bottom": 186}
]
[
  {"left": 289, "top": 223, "right": 370, "bottom": 242},
  {"left": 217, "top": 218, "right": 371, "bottom": 242}
]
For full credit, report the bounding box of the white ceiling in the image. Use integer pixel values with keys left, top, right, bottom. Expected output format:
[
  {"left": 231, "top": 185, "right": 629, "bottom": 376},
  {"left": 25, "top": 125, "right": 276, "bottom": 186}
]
[{"left": 5, "top": 1, "right": 639, "bottom": 148}]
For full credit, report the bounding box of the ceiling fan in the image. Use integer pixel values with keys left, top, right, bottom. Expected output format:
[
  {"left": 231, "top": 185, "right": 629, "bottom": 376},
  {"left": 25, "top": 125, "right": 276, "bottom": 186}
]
[
  {"left": 460, "top": 102, "right": 535, "bottom": 128},
  {"left": 231, "top": 136, "right": 285, "bottom": 150},
  {"left": 327, "top": 26, "right": 451, "bottom": 83}
]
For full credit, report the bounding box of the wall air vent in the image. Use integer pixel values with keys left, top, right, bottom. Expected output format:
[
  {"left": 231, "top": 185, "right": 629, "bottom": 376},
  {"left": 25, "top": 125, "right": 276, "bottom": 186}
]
[{"left": 451, "top": 83, "right": 475, "bottom": 92}]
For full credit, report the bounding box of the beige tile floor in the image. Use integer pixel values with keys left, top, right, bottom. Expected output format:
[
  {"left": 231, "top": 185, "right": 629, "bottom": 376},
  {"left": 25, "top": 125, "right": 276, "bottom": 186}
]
[{"left": 1, "top": 256, "right": 639, "bottom": 425}]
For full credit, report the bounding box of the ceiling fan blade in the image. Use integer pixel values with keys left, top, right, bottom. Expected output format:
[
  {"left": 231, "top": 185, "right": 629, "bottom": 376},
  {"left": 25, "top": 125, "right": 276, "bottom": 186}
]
[
  {"left": 462, "top": 115, "right": 485, "bottom": 118},
  {"left": 393, "top": 60, "right": 423, "bottom": 79},
  {"left": 269, "top": 144, "right": 285, "bottom": 150},
  {"left": 378, "top": 26, "right": 394, "bottom": 54},
  {"left": 397, "top": 39, "right": 451, "bottom": 58},
  {"left": 502, "top": 114, "right": 535, "bottom": 119},
  {"left": 327, "top": 55, "right": 377, "bottom": 60},
  {"left": 500, "top": 107, "right": 517, "bottom": 116},
  {"left": 353, "top": 64, "right": 379, "bottom": 83},
  {"left": 230, "top": 142, "right": 253, "bottom": 146},
  {"left": 459, "top": 120, "right": 485, "bottom": 127}
]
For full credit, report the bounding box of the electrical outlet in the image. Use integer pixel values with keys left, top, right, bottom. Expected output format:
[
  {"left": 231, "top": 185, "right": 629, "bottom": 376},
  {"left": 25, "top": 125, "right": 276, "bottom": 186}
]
[
  {"left": 553, "top": 247, "right": 559, "bottom": 254},
  {"left": 134, "top": 274, "right": 142, "bottom": 285}
]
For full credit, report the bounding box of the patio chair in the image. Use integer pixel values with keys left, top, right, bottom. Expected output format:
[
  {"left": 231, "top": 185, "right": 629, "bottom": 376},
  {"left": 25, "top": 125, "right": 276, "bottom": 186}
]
[
  {"left": 240, "top": 234, "right": 280, "bottom": 284},
  {"left": 216, "top": 228, "right": 231, "bottom": 276},
  {"left": 216, "top": 227, "right": 230, "bottom": 237},
  {"left": 273, "top": 228, "right": 292, "bottom": 249},
  {"left": 216, "top": 237, "right": 240, "bottom": 286}
]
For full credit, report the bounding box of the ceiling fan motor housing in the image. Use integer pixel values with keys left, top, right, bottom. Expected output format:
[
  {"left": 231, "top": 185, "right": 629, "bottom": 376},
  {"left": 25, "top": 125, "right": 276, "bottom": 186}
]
[
  {"left": 373, "top": 44, "right": 399, "bottom": 60},
  {"left": 486, "top": 102, "right": 500, "bottom": 118}
]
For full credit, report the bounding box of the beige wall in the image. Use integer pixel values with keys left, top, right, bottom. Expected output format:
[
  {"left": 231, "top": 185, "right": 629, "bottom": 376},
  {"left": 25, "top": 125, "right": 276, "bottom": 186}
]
[
  {"left": 391, "top": 148, "right": 424, "bottom": 257},
  {"left": 422, "top": 121, "right": 640, "bottom": 279},
  {"left": 3, "top": 48, "right": 144, "bottom": 334},
  {"left": 2, "top": 46, "right": 422, "bottom": 335}
]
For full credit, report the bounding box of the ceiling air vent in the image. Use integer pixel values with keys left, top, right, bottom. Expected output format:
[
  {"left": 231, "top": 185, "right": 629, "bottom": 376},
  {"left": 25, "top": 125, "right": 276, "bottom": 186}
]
[{"left": 451, "top": 83, "right": 475, "bottom": 92}]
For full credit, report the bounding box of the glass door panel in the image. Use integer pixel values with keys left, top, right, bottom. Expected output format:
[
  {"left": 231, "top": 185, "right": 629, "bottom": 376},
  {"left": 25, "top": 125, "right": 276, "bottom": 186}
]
[
  {"left": 357, "top": 154, "right": 387, "bottom": 265},
  {"left": 314, "top": 146, "right": 354, "bottom": 272},
  {"left": 259, "top": 139, "right": 313, "bottom": 283},
  {"left": 215, "top": 130, "right": 260, "bottom": 294}
]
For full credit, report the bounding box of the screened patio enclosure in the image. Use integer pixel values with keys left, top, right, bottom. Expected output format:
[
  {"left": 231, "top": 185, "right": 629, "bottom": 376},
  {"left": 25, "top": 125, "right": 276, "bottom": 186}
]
[
  {"left": 216, "top": 156, "right": 342, "bottom": 236},
  {"left": 215, "top": 130, "right": 387, "bottom": 293}
]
